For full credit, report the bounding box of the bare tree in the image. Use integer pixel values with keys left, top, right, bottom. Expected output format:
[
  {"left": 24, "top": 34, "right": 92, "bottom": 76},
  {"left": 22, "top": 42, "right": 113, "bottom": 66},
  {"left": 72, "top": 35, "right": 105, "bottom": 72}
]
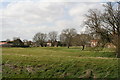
[
  {"left": 6, "top": 39, "right": 10, "bottom": 42},
  {"left": 48, "top": 31, "right": 57, "bottom": 46},
  {"left": 102, "top": 2, "right": 120, "bottom": 57},
  {"left": 23, "top": 39, "right": 32, "bottom": 46},
  {"left": 61, "top": 28, "right": 77, "bottom": 48},
  {"left": 13, "top": 38, "right": 24, "bottom": 47},
  {"left": 84, "top": 2, "right": 120, "bottom": 57},
  {"left": 73, "top": 34, "right": 92, "bottom": 50},
  {"left": 13, "top": 37, "right": 20, "bottom": 40},
  {"left": 59, "top": 33, "right": 67, "bottom": 46},
  {"left": 33, "top": 32, "right": 47, "bottom": 47},
  {"left": 84, "top": 9, "right": 111, "bottom": 46}
]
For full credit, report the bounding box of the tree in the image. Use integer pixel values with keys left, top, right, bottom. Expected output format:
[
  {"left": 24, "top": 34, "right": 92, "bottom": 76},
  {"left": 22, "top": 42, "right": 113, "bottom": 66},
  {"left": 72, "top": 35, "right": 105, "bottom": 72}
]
[
  {"left": 60, "top": 28, "right": 77, "bottom": 48},
  {"left": 102, "top": 2, "right": 120, "bottom": 57},
  {"left": 59, "top": 33, "right": 67, "bottom": 46},
  {"left": 48, "top": 31, "right": 57, "bottom": 46},
  {"left": 6, "top": 39, "right": 10, "bottom": 42},
  {"left": 84, "top": 2, "right": 120, "bottom": 57},
  {"left": 84, "top": 9, "right": 110, "bottom": 47},
  {"left": 33, "top": 32, "right": 47, "bottom": 47},
  {"left": 72, "top": 34, "right": 92, "bottom": 50},
  {"left": 23, "top": 39, "right": 32, "bottom": 46},
  {"left": 13, "top": 38, "right": 24, "bottom": 47}
]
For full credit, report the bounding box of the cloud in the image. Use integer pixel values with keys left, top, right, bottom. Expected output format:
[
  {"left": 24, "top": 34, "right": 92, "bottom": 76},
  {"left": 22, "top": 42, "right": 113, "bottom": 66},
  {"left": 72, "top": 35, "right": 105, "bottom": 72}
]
[
  {"left": 1, "top": 1, "right": 105, "bottom": 41},
  {"left": 0, "top": 0, "right": 118, "bottom": 3},
  {"left": 107, "top": 0, "right": 119, "bottom": 2},
  {"left": 0, "top": 0, "right": 4, "bottom": 2},
  {"left": 0, "top": 0, "right": 102, "bottom": 3},
  {"left": 3, "top": 1, "right": 66, "bottom": 24}
]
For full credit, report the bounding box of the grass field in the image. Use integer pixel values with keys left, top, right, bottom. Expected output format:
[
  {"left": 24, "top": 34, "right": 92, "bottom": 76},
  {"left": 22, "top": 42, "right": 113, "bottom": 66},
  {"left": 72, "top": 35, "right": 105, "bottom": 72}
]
[{"left": 2, "top": 47, "right": 119, "bottom": 78}]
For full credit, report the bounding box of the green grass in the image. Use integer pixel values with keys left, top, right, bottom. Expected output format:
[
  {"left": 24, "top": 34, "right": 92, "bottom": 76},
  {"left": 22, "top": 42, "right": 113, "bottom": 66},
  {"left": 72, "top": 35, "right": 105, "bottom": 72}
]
[{"left": 2, "top": 47, "right": 119, "bottom": 78}]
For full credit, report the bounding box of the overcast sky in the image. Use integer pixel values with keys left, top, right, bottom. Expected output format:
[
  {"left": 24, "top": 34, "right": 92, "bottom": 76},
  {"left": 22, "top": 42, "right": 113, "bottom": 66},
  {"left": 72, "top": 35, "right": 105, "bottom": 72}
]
[{"left": 0, "top": 0, "right": 118, "bottom": 41}]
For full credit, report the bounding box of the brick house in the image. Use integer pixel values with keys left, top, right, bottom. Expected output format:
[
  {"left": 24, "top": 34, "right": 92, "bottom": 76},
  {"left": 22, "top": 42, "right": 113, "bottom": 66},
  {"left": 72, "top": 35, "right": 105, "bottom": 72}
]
[
  {"left": 47, "top": 40, "right": 52, "bottom": 47},
  {"left": 90, "top": 40, "right": 99, "bottom": 47}
]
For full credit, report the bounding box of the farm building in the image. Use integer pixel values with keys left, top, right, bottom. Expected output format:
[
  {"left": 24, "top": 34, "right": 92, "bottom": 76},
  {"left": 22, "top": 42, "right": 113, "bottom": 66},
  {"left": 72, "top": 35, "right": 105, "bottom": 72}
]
[
  {"left": 0, "top": 41, "right": 13, "bottom": 47},
  {"left": 90, "top": 40, "right": 99, "bottom": 47},
  {"left": 47, "top": 40, "right": 52, "bottom": 47}
]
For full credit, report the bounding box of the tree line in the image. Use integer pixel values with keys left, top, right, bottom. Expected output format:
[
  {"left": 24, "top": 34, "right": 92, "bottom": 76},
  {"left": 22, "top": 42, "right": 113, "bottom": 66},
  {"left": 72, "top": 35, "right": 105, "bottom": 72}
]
[
  {"left": 33, "top": 28, "right": 93, "bottom": 50},
  {"left": 5, "top": 29, "right": 92, "bottom": 50}
]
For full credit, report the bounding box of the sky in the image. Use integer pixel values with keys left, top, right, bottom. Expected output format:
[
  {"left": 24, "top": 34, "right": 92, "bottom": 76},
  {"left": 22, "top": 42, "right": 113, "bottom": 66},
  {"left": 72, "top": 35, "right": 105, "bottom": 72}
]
[{"left": 0, "top": 0, "right": 119, "bottom": 41}]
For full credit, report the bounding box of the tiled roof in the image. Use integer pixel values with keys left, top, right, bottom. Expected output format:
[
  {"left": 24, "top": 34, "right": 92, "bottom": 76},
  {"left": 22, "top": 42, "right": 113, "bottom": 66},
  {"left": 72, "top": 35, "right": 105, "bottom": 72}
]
[{"left": 0, "top": 42, "right": 8, "bottom": 45}]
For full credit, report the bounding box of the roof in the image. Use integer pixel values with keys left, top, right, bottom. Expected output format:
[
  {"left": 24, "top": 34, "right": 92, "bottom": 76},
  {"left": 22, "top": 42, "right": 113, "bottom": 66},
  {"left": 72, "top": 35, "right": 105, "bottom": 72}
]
[
  {"left": 0, "top": 42, "right": 8, "bottom": 45},
  {"left": 90, "top": 39, "right": 99, "bottom": 42}
]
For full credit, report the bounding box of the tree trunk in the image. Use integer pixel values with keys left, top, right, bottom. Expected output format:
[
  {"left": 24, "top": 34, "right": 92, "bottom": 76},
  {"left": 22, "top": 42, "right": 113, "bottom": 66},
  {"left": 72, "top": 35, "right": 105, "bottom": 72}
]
[
  {"left": 117, "top": 35, "right": 120, "bottom": 58},
  {"left": 67, "top": 43, "right": 70, "bottom": 48},
  {"left": 82, "top": 45, "right": 85, "bottom": 50},
  {"left": 41, "top": 44, "right": 43, "bottom": 47},
  {"left": 68, "top": 45, "right": 69, "bottom": 48}
]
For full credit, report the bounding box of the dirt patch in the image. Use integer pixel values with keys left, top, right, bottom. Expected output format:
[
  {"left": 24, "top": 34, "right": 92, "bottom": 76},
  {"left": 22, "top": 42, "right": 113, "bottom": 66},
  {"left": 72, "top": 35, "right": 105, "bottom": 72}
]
[
  {"left": 26, "top": 67, "right": 35, "bottom": 73},
  {"left": 2, "top": 53, "right": 32, "bottom": 57},
  {"left": 3, "top": 63, "right": 18, "bottom": 69},
  {"left": 2, "top": 53, "right": 14, "bottom": 55},
  {"left": 79, "top": 69, "right": 94, "bottom": 78}
]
